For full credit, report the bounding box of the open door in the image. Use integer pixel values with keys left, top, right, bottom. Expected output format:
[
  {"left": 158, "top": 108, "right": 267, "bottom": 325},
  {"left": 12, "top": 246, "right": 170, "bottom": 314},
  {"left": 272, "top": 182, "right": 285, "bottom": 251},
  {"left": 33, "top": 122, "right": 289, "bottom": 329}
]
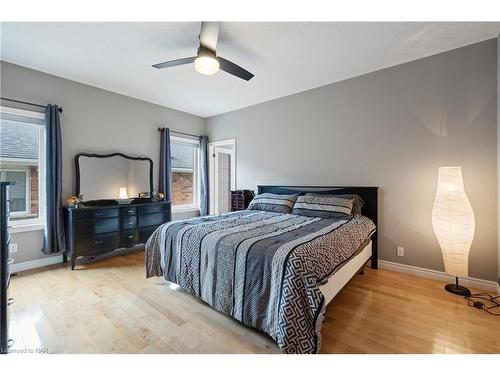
[{"left": 209, "top": 139, "right": 236, "bottom": 215}]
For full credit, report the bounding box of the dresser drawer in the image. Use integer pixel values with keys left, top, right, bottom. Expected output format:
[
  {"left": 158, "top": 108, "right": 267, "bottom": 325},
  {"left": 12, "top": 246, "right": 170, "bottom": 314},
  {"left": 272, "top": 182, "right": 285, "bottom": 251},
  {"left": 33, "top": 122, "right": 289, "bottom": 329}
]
[
  {"left": 121, "top": 230, "right": 139, "bottom": 244},
  {"left": 120, "top": 215, "right": 137, "bottom": 230},
  {"left": 139, "top": 225, "right": 159, "bottom": 242},
  {"left": 138, "top": 204, "right": 169, "bottom": 215},
  {"left": 120, "top": 206, "right": 137, "bottom": 216},
  {"left": 74, "top": 209, "right": 118, "bottom": 220},
  {"left": 139, "top": 212, "right": 169, "bottom": 228},
  {"left": 75, "top": 233, "right": 120, "bottom": 255},
  {"left": 74, "top": 218, "right": 119, "bottom": 237}
]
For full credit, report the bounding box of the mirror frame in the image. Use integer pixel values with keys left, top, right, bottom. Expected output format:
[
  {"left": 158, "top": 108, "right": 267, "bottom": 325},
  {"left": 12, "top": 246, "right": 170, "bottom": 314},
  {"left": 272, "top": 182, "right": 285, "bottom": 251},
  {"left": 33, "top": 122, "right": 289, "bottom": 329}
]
[{"left": 74, "top": 152, "right": 154, "bottom": 199}]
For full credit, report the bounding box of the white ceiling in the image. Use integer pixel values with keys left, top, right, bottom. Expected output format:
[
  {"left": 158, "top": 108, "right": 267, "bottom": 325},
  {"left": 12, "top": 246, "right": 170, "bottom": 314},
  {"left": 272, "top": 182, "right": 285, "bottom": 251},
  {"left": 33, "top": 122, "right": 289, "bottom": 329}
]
[{"left": 1, "top": 22, "right": 499, "bottom": 118}]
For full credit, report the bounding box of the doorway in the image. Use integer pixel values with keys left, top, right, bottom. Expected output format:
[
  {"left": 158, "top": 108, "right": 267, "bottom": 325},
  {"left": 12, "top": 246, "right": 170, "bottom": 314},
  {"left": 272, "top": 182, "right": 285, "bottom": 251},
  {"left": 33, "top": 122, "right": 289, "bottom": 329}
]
[{"left": 209, "top": 139, "right": 236, "bottom": 215}]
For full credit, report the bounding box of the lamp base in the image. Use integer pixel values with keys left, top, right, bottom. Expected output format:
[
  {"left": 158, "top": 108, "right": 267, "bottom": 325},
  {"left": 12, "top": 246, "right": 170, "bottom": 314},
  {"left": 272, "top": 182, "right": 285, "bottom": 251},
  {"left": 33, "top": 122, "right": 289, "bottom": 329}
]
[{"left": 445, "top": 283, "right": 471, "bottom": 296}]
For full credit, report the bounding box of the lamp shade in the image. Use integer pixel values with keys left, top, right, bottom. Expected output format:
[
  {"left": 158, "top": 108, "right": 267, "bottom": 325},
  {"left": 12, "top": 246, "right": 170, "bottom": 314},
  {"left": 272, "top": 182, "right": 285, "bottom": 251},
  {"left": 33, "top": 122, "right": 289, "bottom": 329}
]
[
  {"left": 119, "top": 187, "right": 128, "bottom": 199},
  {"left": 431, "top": 167, "right": 475, "bottom": 277}
]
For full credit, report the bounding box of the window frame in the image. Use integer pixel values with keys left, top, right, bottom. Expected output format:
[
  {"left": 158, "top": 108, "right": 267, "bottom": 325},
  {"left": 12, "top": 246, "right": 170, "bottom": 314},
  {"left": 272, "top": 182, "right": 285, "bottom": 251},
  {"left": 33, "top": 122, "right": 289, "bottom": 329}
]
[
  {"left": 170, "top": 135, "right": 200, "bottom": 213},
  {"left": 0, "top": 168, "right": 30, "bottom": 217},
  {"left": 0, "top": 106, "right": 46, "bottom": 233}
]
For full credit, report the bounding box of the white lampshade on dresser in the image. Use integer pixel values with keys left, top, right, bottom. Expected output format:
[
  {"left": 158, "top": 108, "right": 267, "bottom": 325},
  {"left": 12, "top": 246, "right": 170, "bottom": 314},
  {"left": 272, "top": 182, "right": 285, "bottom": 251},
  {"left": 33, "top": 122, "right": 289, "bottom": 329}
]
[
  {"left": 119, "top": 187, "right": 129, "bottom": 199},
  {"left": 432, "top": 166, "right": 475, "bottom": 296}
]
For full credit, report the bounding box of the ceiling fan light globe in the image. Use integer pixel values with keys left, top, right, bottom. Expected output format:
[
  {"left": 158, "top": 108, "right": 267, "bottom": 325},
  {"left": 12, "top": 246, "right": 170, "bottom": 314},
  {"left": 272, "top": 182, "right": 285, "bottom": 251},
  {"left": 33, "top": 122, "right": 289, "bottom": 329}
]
[{"left": 194, "top": 56, "right": 219, "bottom": 75}]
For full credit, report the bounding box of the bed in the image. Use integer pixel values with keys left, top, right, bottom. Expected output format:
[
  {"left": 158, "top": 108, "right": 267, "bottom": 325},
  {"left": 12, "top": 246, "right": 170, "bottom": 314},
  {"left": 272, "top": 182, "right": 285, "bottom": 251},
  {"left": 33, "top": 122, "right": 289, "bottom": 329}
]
[{"left": 145, "top": 185, "right": 378, "bottom": 354}]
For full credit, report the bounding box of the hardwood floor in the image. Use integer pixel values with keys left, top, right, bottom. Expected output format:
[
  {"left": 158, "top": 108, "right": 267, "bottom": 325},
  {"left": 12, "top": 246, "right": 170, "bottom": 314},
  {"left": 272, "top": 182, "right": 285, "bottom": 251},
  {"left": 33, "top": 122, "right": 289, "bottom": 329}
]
[{"left": 8, "top": 250, "right": 500, "bottom": 354}]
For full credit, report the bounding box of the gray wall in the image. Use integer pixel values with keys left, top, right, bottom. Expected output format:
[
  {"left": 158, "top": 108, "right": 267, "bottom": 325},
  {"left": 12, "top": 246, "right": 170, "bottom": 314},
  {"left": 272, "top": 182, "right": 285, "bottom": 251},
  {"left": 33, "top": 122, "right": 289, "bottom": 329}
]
[
  {"left": 207, "top": 39, "right": 498, "bottom": 281},
  {"left": 1, "top": 61, "right": 205, "bottom": 264},
  {"left": 498, "top": 33, "right": 500, "bottom": 285}
]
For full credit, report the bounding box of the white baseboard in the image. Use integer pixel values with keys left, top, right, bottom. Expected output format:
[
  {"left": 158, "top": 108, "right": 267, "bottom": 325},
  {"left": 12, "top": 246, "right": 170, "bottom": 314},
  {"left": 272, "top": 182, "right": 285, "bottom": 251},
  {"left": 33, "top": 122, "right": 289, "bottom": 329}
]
[
  {"left": 10, "top": 255, "right": 63, "bottom": 273},
  {"left": 378, "top": 260, "right": 499, "bottom": 292}
]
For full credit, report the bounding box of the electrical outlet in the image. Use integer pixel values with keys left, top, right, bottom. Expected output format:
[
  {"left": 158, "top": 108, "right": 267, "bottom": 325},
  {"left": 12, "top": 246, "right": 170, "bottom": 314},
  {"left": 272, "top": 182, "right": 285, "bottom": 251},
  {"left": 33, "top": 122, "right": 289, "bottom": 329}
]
[
  {"left": 397, "top": 246, "right": 405, "bottom": 257},
  {"left": 9, "top": 243, "right": 18, "bottom": 253}
]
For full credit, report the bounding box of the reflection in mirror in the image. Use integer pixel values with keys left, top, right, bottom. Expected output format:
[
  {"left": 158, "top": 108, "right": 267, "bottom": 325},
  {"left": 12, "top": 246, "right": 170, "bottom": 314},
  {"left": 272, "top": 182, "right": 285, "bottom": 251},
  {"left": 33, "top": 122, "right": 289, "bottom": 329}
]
[{"left": 77, "top": 154, "right": 152, "bottom": 201}]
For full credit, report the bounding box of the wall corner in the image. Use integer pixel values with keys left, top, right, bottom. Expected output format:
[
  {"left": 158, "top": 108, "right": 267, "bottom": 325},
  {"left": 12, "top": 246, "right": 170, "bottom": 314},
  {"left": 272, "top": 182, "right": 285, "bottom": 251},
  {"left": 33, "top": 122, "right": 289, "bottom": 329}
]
[{"left": 497, "top": 33, "right": 500, "bottom": 287}]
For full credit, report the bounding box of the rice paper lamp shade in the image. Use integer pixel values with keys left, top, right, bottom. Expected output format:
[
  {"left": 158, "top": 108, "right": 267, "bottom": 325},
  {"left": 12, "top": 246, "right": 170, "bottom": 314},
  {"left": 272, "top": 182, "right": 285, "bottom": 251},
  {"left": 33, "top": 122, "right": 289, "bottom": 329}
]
[{"left": 431, "top": 167, "right": 475, "bottom": 277}]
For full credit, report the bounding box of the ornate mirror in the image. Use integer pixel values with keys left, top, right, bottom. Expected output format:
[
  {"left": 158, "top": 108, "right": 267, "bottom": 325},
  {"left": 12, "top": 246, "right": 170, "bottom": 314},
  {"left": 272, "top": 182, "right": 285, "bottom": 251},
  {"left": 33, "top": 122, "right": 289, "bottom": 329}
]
[{"left": 75, "top": 152, "right": 153, "bottom": 202}]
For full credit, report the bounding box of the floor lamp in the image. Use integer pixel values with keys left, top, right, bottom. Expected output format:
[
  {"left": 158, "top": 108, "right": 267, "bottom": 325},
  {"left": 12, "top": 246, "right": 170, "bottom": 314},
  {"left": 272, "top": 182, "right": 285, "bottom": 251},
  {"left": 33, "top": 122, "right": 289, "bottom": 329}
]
[{"left": 432, "top": 166, "right": 475, "bottom": 296}]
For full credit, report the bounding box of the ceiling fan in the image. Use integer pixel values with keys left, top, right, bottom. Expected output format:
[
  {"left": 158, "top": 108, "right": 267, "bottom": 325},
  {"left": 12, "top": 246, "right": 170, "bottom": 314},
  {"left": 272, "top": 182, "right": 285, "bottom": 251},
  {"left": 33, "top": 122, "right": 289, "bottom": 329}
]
[{"left": 152, "top": 22, "right": 254, "bottom": 81}]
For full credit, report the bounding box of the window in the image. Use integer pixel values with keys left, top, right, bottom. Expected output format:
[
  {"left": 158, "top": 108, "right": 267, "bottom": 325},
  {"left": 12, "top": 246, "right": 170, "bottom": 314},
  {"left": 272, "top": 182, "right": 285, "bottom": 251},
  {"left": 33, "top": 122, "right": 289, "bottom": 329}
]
[
  {"left": 0, "top": 106, "right": 45, "bottom": 229},
  {"left": 0, "top": 170, "right": 30, "bottom": 214},
  {"left": 171, "top": 136, "right": 199, "bottom": 211}
]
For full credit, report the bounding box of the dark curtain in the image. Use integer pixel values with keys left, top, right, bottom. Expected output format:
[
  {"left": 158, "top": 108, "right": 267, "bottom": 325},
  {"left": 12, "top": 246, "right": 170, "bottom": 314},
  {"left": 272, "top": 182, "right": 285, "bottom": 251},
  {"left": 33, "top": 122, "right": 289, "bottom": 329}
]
[
  {"left": 42, "top": 105, "right": 65, "bottom": 255},
  {"left": 159, "top": 127, "right": 172, "bottom": 203},
  {"left": 199, "top": 135, "right": 209, "bottom": 216}
]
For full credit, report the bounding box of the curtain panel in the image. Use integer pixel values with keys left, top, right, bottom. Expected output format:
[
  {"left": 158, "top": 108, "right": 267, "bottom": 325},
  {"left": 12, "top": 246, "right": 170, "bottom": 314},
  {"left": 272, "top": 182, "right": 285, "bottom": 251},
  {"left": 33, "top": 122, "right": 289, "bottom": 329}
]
[
  {"left": 42, "top": 104, "right": 65, "bottom": 255},
  {"left": 159, "top": 127, "right": 173, "bottom": 205},
  {"left": 199, "top": 135, "right": 209, "bottom": 216}
]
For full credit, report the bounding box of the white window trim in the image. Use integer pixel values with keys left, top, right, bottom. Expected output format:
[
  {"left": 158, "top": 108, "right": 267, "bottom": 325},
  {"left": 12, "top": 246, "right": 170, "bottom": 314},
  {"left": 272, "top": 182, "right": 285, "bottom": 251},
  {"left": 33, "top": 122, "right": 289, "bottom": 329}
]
[
  {"left": 172, "top": 206, "right": 200, "bottom": 214},
  {"left": 172, "top": 167, "right": 194, "bottom": 173},
  {"left": 208, "top": 138, "right": 236, "bottom": 215},
  {"left": 170, "top": 136, "right": 200, "bottom": 213},
  {"left": 171, "top": 135, "right": 200, "bottom": 145},
  {"left": 0, "top": 106, "right": 45, "bottom": 119},
  {"left": 1, "top": 106, "right": 46, "bottom": 233},
  {"left": 9, "top": 221, "right": 45, "bottom": 234}
]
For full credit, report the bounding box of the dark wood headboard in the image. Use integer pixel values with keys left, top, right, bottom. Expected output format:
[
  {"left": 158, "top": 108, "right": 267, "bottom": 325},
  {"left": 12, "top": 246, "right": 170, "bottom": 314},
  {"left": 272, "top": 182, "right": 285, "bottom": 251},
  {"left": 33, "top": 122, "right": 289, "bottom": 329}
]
[{"left": 257, "top": 185, "right": 378, "bottom": 269}]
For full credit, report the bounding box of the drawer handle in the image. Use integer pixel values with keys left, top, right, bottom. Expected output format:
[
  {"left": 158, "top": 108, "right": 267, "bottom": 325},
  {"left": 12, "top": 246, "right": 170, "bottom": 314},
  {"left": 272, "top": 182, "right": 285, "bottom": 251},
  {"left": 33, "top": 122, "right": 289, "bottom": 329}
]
[
  {"left": 128, "top": 210, "right": 134, "bottom": 213},
  {"left": 128, "top": 235, "right": 134, "bottom": 239},
  {"left": 7, "top": 258, "right": 14, "bottom": 265},
  {"left": 128, "top": 221, "right": 134, "bottom": 225},
  {"left": 94, "top": 240, "right": 104, "bottom": 244},
  {"left": 8, "top": 297, "right": 15, "bottom": 306}
]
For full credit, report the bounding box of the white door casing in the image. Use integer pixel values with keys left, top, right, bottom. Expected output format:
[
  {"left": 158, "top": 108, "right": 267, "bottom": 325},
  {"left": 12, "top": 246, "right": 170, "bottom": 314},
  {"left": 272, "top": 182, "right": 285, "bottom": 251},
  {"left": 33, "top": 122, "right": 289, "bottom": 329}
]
[{"left": 209, "top": 139, "right": 236, "bottom": 215}]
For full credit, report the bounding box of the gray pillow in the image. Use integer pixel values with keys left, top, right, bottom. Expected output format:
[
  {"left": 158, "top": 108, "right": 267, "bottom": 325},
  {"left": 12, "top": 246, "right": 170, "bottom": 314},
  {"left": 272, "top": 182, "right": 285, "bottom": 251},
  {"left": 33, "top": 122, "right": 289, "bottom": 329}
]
[
  {"left": 305, "top": 193, "right": 364, "bottom": 215},
  {"left": 292, "top": 195, "right": 354, "bottom": 219},
  {"left": 247, "top": 193, "right": 299, "bottom": 214}
]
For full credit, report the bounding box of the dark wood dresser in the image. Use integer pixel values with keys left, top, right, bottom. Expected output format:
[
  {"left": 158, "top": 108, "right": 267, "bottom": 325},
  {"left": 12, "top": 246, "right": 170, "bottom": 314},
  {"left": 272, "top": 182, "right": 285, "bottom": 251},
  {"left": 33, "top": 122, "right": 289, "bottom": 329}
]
[
  {"left": 231, "top": 190, "right": 254, "bottom": 211},
  {"left": 1, "top": 182, "right": 14, "bottom": 354},
  {"left": 65, "top": 201, "right": 171, "bottom": 270}
]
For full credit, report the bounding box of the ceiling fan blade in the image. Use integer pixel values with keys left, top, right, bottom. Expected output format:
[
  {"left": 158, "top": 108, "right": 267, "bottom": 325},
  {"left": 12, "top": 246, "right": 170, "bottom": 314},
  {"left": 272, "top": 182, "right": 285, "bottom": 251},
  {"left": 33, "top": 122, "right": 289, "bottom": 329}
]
[
  {"left": 152, "top": 57, "right": 196, "bottom": 69},
  {"left": 217, "top": 57, "right": 254, "bottom": 81},
  {"left": 199, "top": 22, "right": 219, "bottom": 52}
]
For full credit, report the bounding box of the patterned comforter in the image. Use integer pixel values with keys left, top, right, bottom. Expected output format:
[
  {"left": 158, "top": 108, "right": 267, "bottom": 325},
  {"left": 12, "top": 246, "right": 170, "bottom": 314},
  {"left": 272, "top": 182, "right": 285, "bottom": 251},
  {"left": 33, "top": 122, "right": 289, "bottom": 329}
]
[{"left": 145, "top": 210, "right": 375, "bottom": 354}]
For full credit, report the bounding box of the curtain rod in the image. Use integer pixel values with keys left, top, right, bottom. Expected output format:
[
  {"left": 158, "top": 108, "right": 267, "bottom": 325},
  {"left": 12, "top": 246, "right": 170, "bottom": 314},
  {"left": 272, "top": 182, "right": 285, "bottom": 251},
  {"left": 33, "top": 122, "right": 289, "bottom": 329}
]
[
  {"left": 157, "top": 127, "right": 200, "bottom": 139},
  {"left": 0, "top": 97, "right": 63, "bottom": 113}
]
